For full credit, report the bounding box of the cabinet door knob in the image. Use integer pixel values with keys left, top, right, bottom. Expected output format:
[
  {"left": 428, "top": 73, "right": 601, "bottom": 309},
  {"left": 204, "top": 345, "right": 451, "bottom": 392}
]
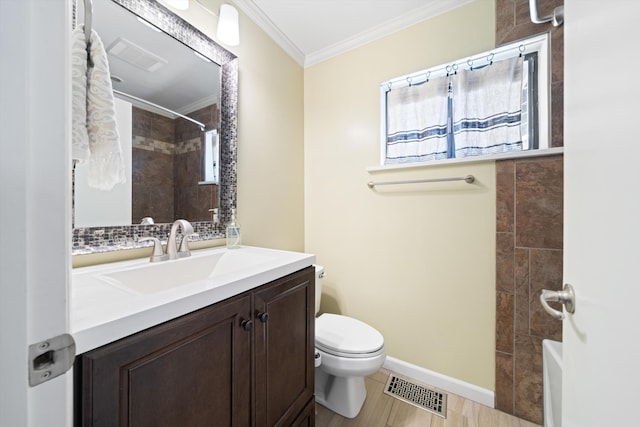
[
  {"left": 241, "top": 320, "right": 254, "bottom": 331},
  {"left": 257, "top": 312, "right": 269, "bottom": 323}
]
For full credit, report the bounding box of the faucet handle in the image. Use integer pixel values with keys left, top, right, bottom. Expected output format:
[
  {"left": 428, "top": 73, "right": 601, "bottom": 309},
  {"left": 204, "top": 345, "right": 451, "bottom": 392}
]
[
  {"left": 178, "top": 232, "right": 199, "bottom": 258},
  {"left": 139, "top": 237, "right": 168, "bottom": 262}
]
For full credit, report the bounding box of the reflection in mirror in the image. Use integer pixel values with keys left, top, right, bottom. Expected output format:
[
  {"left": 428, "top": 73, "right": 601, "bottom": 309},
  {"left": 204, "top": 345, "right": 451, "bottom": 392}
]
[
  {"left": 76, "top": 0, "right": 219, "bottom": 226},
  {"left": 72, "top": 0, "right": 237, "bottom": 254},
  {"left": 201, "top": 130, "right": 220, "bottom": 184}
]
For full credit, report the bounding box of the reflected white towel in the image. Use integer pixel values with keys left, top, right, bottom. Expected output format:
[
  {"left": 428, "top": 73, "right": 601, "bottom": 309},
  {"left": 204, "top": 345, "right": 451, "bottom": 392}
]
[
  {"left": 71, "top": 27, "right": 89, "bottom": 162},
  {"left": 71, "top": 25, "right": 125, "bottom": 190},
  {"left": 86, "top": 27, "right": 125, "bottom": 190}
]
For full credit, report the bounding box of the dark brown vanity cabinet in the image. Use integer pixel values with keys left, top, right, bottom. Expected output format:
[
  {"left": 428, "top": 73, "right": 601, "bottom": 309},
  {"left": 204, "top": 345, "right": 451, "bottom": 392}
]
[
  {"left": 75, "top": 267, "right": 315, "bottom": 427},
  {"left": 253, "top": 269, "right": 315, "bottom": 427}
]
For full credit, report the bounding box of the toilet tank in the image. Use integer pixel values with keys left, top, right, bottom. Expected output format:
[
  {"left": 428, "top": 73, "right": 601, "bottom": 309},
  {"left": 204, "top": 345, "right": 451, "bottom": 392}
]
[{"left": 314, "top": 265, "right": 324, "bottom": 315}]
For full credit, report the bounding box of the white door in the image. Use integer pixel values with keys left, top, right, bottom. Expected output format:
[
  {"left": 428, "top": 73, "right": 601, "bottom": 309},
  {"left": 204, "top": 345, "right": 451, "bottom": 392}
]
[
  {"left": 563, "top": 1, "right": 640, "bottom": 426},
  {"left": 0, "top": 0, "right": 72, "bottom": 425}
]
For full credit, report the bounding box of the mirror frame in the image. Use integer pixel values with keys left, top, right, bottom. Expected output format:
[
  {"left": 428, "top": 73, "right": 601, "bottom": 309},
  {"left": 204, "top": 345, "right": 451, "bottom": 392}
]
[{"left": 72, "top": 0, "right": 238, "bottom": 255}]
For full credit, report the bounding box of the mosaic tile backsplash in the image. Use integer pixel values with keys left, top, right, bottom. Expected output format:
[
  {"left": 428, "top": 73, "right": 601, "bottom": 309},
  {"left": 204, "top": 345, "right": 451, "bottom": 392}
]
[{"left": 72, "top": 221, "right": 224, "bottom": 255}]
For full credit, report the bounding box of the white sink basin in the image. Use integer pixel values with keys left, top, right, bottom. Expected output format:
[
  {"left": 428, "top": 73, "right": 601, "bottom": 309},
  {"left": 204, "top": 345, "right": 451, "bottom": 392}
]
[
  {"left": 71, "top": 245, "right": 315, "bottom": 354},
  {"left": 99, "top": 248, "right": 272, "bottom": 295}
]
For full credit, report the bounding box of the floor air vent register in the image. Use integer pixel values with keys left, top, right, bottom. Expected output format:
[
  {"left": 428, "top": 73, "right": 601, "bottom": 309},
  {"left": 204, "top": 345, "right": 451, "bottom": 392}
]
[{"left": 383, "top": 374, "right": 447, "bottom": 418}]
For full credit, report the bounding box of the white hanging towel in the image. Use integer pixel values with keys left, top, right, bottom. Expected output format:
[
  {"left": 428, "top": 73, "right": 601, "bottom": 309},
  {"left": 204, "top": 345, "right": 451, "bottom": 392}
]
[
  {"left": 71, "top": 27, "right": 90, "bottom": 162},
  {"left": 86, "top": 27, "right": 125, "bottom": 190},
  {"left": 385, "top": 76, "right": 449, "bottom": 164},
  {"left": 71, "top": 25, "right": 125, "bottom": 190},
  {"left": 452, "top": 56, "right": 524, "bottom": 158}
]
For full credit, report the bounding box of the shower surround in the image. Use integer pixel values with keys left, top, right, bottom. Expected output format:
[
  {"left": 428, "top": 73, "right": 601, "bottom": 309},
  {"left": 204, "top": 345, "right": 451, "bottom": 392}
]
[{"left": 494, "top": 0, "right": 564, "bottom": 424}]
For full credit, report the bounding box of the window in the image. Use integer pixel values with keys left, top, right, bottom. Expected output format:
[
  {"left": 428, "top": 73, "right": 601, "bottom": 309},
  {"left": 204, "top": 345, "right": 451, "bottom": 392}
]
[
  {"left": 379, "top": 34, "right": 549, "bottom": 166},
  {"left": 200, "top": 129, "right": 219, "bottom": 184}
]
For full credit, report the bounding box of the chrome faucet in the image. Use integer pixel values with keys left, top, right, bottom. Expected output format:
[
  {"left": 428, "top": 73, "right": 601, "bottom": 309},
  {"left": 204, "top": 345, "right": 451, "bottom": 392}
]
[
  {"left": 166, "top": 219, "right": 195, "bottom": 260},
  {"left": 139, "top": 219, "right": 196, "bottom": 262}
]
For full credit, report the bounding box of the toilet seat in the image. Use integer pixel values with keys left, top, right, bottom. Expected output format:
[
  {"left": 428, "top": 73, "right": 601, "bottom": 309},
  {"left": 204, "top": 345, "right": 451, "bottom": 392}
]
[{"left": 316, "top": 313, "right": 384, "bottom": 358}]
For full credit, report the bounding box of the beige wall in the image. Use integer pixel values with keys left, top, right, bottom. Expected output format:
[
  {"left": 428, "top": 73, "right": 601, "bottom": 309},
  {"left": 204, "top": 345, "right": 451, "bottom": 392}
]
[
  {"left": 76, "top": 0, "right": 499, "bottom": 392},
  {"left": 232, "top": 13, "right": 305, "bottom": 252},
  {"left": 157, "top": 1, "right": 305, "bottom": 252},
  {"left": 304, "top": 1, "right": 497, "bottom": 390}
]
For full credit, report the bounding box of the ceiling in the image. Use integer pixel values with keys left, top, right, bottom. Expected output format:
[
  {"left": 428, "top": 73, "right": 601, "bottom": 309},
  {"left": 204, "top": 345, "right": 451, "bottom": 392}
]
[{"left": 232, "top": 0, "right": 473, "bottom": 67}]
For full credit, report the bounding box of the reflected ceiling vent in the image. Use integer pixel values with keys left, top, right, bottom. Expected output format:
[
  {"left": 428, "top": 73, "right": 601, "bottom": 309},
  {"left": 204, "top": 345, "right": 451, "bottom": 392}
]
[{"left": 106, "top": 37, "right": 168, "bottom": 72}]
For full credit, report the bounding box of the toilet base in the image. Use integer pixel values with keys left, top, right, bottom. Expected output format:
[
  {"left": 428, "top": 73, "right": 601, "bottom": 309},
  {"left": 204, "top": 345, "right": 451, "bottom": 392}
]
[{"left": 315, "top": 368, "right": 367, "bottom": 419}]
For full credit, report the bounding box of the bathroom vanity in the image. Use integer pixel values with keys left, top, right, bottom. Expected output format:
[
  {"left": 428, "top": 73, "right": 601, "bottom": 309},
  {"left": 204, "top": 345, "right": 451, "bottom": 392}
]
[{"left": 71, "top": 246, "right": 315, "bottom": 426}]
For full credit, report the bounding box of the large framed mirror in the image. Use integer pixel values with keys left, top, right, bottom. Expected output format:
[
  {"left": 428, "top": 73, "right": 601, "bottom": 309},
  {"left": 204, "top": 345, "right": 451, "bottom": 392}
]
[{"left": 72, "top": 0, "right": 237, "bottom": 254}]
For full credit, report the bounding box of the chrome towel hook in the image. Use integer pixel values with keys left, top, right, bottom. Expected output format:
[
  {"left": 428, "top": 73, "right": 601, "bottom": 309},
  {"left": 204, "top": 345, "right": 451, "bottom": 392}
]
[
  {"left": 529, "top": 0, "right": 564, "bottom": 27},
  {"left": 84, "top": 0, "right": 93, "bottom": 44}
]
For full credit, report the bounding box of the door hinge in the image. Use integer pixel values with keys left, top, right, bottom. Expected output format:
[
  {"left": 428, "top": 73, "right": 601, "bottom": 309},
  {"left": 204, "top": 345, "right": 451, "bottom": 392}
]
[{"left": 28, "top": 333, "right": 76, "bottom": 387}]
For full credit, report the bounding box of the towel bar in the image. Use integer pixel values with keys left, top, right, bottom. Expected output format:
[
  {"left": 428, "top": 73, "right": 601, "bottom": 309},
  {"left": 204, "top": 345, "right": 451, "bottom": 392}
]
[{"left": 367, "top": 175, "right": 475, "bottom": 188}]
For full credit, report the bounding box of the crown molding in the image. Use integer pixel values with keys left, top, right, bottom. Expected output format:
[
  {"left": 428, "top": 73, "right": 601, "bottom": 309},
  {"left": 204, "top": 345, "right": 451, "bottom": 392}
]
[
  {"left": 233, "top": 0, "right": 473, "bottom": 68},
  {"left": 304, "top": 0, "right": 474, "bottom": 67},
  {"left": 232, "top": 0, "right": 306, "bottom": 66}
]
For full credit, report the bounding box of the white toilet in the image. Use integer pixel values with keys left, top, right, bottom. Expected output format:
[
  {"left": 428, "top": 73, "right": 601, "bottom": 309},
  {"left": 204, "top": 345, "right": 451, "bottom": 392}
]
[{"left": 314, "top": 265, "right": 386, "bottom": 418}]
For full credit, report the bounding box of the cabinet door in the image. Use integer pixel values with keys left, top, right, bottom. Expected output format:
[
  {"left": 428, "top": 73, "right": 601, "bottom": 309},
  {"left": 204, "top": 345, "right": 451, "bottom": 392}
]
[
  {"left": 253, "top": 267, "right": 315, "bottom": 427},
  {"left": 290, "top": 400, "right": 316, "bottom": 427},
  {"left": 76, "top": 294, "right": 252, "bottom": 427}
]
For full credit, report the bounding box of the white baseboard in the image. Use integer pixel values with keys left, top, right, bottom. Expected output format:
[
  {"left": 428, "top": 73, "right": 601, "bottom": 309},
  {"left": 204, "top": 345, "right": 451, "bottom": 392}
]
[{"left": 383, "top": 356, "right": 495, "bottom": 408}]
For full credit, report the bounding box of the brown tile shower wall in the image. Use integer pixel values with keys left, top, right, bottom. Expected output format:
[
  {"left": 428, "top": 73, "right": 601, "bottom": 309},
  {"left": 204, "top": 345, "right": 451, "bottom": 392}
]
[
  {"left": 132, "top": 104, "right": 219, "bottom": 224},
  {"left": 174, "top": 104, "right": 219, "bottom": 221},
  {"left": 495, "top": 157, "right": 563, "bottom": 424},
  {"left": 132, "top": 107, "right": 175, "bottom": 224},
  {"left": 495, "top": 0, "right": 564, "bottom": 424}
]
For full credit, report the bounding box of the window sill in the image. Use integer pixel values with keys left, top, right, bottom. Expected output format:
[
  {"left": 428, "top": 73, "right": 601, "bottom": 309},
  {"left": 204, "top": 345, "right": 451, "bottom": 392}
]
[{"left": 367, "top": 147, "right": 564, "bottom": 173}]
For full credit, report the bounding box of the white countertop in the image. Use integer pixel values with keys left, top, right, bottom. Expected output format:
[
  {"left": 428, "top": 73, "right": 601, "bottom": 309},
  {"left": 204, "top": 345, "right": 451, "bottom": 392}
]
[{"left": 71, "top": 246, "right": 315, "bottom": 354}]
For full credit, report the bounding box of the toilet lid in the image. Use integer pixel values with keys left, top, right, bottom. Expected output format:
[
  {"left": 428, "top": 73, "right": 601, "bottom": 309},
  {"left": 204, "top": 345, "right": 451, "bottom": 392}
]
[{"left": 316, "top": 313, "right": 384, "bottom": 356}]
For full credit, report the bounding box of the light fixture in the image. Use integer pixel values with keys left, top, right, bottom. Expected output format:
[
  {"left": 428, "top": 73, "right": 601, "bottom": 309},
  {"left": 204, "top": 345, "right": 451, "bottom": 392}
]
[
  {"left": 216, "top": 4, "right": 239, "bottom": 46},
  {"left": 164, "top": 0, "right": 190, "bottom": 10},
  {"left": 193, "top": 1, "right": 240, "bottom": 46}
]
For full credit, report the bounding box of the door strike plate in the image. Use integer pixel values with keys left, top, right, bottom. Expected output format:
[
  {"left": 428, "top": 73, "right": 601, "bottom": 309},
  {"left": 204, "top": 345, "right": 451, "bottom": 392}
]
[{"left": 28, "top": 333, "right": 76, "bottom": 387}]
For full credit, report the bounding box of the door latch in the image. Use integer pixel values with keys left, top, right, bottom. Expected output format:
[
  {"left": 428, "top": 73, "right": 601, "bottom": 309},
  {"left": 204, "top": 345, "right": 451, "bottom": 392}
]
[
  {"left": 540, "top": 283, "right": 576, "bottom": 320},
  {"left": 28, "top": 333, "right": 76, "bottom": 387}
]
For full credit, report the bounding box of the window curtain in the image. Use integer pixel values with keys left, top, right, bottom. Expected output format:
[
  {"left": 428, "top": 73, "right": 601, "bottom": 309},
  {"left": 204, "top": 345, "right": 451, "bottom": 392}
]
[
  {"left": 385, "top": 76, "right": 449, "bottom": 164},
  {"left": 452, "top": 56, "right": 524, "bottom": 158}
]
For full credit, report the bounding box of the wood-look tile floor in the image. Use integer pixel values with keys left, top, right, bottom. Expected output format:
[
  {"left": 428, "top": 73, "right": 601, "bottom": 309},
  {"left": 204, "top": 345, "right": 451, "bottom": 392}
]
[{"left": 315, "top": 369, "right": 541, "bottom": 427}]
